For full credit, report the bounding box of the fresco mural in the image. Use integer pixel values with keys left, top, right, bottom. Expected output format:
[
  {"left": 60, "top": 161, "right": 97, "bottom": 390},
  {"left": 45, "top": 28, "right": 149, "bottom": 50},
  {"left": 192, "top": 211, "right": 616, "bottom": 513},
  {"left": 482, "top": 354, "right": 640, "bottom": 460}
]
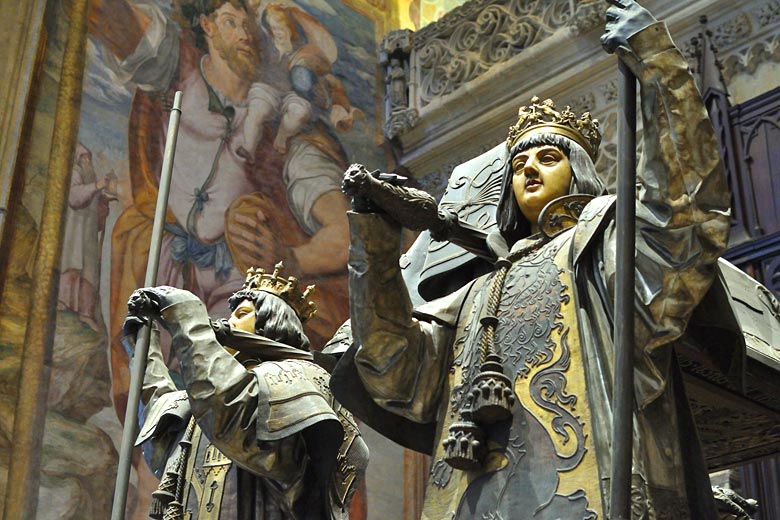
[{"left": 35, "top": 0, "right": 382, "bottom": 517}]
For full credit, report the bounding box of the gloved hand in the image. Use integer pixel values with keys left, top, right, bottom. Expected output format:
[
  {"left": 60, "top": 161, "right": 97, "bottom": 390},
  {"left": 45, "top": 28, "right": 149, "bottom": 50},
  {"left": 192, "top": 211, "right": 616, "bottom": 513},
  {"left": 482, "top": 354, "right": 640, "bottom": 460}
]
[
  {"left": 127, "top": 286, "right": 199, "bottom": 318},
  {"left": 127, "top": 289, "right": 158, "bottom": 318},
  {"left": 342, "top": 163, "right": 375, "bottom": 198},
  {"left": 712, "top": 486, "right": 758, "bottom": 519},
  {"left": 600, "top": 0, "right": 658, "bottom": 55},
  {"left": 123, "top": 289, "right": 162, "bottom": 356}
]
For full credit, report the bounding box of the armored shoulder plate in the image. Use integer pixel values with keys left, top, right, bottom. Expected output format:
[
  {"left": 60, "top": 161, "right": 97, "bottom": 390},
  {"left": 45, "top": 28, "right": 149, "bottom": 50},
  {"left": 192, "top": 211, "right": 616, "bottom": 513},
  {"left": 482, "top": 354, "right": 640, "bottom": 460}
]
[{"left": 253, "top": 359, "right": 341, "bottom": 442}]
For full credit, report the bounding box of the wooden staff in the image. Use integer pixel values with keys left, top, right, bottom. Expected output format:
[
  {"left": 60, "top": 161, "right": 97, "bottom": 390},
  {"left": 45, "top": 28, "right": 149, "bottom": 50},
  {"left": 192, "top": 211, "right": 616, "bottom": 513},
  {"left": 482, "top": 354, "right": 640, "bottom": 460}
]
[
  {"left": 609, "top": 59, "right": 637, "bottom": 519},
  {"left": 111, "top": 90, "right": 183, "bottom": 520}
]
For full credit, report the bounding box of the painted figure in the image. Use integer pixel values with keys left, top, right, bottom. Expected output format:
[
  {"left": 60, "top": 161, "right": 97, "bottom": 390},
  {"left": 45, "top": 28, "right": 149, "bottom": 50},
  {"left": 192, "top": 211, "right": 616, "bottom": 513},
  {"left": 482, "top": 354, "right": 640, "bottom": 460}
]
[
  {"left": 124, "top": 263, "right": 368, "bottom": 519},
  {"left": 85, "top": 0, "right": 352, "bottom": 421},
  {"left": 256, "top": 3, "right": 365, "bottom": 153},
  {"left": 337, "top": 1, "right": 730, "bottom": 518},
  {"left": 58, "top": 142, "right": 116, "bottom": 331}
]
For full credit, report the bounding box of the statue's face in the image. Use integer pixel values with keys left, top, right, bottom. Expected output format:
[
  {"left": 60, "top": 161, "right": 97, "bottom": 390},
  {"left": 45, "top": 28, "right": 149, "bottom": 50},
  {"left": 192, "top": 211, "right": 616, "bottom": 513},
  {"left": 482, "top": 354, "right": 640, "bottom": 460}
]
[
  {"left": 511, "top": 144, "right": 572, "bottom": 227},
  {"left": 229, "top": 299, "right": 257, "bottom": 334}
]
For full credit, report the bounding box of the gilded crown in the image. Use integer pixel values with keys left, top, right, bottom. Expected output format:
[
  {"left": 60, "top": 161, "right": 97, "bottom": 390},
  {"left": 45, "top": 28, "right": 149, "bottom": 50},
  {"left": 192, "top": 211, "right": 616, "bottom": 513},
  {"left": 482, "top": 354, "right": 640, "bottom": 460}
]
[
  {"left": 506, "top": 96, "right": 601, "bottom": 160},
  {"left": 242, "top": 263, "right": 317, "bottom": 322}
]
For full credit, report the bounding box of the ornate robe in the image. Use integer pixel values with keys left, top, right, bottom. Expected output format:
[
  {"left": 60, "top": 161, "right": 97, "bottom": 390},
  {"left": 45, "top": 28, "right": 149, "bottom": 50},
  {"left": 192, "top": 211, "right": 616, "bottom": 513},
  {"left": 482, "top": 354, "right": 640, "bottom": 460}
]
[{"left": 341, "top": 23, "right": 729, "bottom": 519}]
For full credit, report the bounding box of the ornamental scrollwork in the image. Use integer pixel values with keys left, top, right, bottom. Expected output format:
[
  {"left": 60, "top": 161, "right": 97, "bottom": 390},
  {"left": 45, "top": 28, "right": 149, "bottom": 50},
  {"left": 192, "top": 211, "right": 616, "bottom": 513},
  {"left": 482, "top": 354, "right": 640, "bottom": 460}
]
[
  {"left": 413, "top": 0, "right": 581, "bottom": 107},
  {"left": 755, "top": 0, "right": 780, "bottom": 28}
]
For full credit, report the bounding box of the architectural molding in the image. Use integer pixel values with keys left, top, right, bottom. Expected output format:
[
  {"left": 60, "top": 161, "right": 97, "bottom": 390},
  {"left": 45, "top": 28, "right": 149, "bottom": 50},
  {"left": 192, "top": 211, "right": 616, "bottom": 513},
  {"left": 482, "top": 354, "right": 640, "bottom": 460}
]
[
  {"left": 754, "top": 0, "right": 780, "bottom": 28},
  {"left": 413, "top": 0, "right": 583, "bottom": 107},
  {"left": 388, "top": 0, "right": 780, "bottom": 185},
  {"left": 721, "top": 33, "right": 780, "bottom": 81},
  {"left": 385, "top": 109, "right": 420, "bottom": 140}
]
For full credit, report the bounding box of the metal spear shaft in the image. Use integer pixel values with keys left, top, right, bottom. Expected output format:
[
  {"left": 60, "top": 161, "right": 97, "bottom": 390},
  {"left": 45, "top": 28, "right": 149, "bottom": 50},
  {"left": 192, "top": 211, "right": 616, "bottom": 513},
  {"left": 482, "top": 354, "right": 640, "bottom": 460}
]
[
  {"left": 111, "top": 90, "right": 183, "bottom": 520},
  {"left": 609, "top": 59, "right": 637, "bottom": 520}
]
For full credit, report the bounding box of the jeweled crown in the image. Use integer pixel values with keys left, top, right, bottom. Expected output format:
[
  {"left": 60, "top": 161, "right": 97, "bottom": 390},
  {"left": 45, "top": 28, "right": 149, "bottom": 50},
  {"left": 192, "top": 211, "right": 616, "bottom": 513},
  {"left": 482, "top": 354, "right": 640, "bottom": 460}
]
[
  {"left": 243, "top": 263, "right": 317, "bottom": 322},
  {"left": 506, "top": 96, "right": 601, "bottom": 160}
]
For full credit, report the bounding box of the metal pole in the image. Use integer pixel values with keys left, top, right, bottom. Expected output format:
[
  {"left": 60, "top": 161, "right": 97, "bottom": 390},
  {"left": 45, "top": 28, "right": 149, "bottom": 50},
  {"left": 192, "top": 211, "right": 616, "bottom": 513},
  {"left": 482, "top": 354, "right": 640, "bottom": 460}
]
[
  {"left": 609, "top": 59, "right": 637, "bottom": 520},
  {"left": 111, "top": 90, "right": 183, "bottom": 520}
]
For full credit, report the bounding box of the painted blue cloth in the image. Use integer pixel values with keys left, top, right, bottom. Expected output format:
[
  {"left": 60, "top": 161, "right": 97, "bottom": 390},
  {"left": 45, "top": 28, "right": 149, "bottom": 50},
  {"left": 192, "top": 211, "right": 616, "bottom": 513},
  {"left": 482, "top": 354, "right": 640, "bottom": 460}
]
[{"left": 165, "top": 222, "right": 233, "bottom": 280}]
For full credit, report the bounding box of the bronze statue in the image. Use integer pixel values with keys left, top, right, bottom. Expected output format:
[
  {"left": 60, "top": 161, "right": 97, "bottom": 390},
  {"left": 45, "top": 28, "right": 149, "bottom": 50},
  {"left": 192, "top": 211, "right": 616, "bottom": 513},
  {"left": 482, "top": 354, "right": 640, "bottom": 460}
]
[
  {"left": 123, "top": 263, "right": 367, "bottom": 519},
  {"left": 334, "top": 1, "right": 733, "bottom": 518}
]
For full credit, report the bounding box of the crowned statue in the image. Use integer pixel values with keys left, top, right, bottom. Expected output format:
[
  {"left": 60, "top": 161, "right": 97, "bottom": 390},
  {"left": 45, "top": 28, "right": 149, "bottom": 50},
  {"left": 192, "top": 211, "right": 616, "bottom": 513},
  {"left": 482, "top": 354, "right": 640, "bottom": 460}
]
[
  {"left": 332, "top": 1, "right": 735, "bottom": 518},
  {"left": 123, "top": 263, "right": 367, "bottom": 519}
]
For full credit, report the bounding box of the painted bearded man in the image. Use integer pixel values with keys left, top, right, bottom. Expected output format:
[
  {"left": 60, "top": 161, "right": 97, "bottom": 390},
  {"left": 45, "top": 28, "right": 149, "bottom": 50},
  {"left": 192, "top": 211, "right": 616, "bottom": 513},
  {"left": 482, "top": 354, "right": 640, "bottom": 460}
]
[
  {"left": 86, "top": 0, "right": 354, "bottom": 430},
  {"left": 335, "top": 1, "right": 730, "bottom": 518},
  {"left": 123, "top": 264, "right": 367, "bottom": 519}
]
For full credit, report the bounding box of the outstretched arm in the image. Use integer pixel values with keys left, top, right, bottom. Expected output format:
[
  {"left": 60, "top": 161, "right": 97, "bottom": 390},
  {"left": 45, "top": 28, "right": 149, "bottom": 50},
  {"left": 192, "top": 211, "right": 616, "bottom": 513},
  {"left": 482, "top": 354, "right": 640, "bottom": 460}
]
[
  {"left": 601, "top": 2, "right": 730, "bottom": 352},
  {"left": 292, "top": 190, "right": 351, "bottom": 274},
  {"left": 86, "top": 0, "right": 150, "bottom": 60}
]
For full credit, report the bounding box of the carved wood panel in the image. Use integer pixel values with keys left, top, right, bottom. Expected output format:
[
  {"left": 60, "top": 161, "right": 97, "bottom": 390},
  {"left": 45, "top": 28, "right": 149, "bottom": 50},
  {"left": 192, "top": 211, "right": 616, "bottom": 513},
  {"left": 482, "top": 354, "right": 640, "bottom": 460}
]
[{"left": 730, "top": 86, "right": 780, "bottom": 237}]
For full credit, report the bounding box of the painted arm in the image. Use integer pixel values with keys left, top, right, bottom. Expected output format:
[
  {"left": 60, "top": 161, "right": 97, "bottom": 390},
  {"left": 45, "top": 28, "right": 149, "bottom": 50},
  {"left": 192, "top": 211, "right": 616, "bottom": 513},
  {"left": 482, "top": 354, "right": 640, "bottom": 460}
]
[
  {"left": 291, "top": 190, "right": 351, "bottom": 275},
  {"left": 87, "top": 0, "right": 179, "bottom": 91},
  {"left": 86, "top": 0, "right": 150, "bottom": 60},
  {"left": 67, "top": 168, "right": 103, "bottom": 209}
]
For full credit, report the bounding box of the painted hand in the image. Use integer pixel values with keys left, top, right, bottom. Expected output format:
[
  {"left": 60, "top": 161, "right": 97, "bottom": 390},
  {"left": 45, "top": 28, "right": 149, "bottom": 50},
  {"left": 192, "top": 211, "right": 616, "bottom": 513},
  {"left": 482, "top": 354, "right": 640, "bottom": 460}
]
[
  {"left": 226, "top": 208, "right": 282, "bottom": 269},
  {"left": 600, "top": 0, "right": 657, "bottom": 54}
]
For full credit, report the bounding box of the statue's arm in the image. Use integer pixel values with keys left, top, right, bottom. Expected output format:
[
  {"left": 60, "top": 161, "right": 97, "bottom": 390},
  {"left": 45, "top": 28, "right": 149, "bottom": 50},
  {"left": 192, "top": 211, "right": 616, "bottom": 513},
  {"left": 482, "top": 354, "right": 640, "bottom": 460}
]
[
  {"left": 348, "top": 211, "right": 457, "bottom": 423},
  {"left": 121, "top": 311, "right": 190, "bottom": 474},
  {"left": 132, "top": 287, "right": 306, "bottom": 483},
  {"left": 343, "top": 163, "right": 493, "bottom": 259},
  {"left": 602, "top": 6, "right": 730, "bottom": 350},
  {"left": 120, "top": 310, "right": 178, "bottom": 413},
  {"left": 140, "top": 324, "right": 179, "bottom": 411}
]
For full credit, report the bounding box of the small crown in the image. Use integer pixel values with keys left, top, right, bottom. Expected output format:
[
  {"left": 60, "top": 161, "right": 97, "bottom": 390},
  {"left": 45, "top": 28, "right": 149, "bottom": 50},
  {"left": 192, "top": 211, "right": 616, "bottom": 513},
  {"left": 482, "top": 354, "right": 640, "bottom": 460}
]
[
  {"left": 506, "top": 96, "right": 601, "bottom": 160},
  {"left": 242, "top": 263, "right": 317, "bottom": 322}
]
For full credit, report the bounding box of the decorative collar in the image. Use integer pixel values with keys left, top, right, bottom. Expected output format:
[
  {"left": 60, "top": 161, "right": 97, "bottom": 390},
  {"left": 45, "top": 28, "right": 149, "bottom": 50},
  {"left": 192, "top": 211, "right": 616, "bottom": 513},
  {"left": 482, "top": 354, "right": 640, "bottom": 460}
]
[
  {"left": 210, "top": 318, "right": 313, "bottom": 362},
  {"left": 537, "top": 194, "right": 595, "bottom": 237},
  {"left": 485, "top": 194, "right": 595, "bottom": 262}
]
